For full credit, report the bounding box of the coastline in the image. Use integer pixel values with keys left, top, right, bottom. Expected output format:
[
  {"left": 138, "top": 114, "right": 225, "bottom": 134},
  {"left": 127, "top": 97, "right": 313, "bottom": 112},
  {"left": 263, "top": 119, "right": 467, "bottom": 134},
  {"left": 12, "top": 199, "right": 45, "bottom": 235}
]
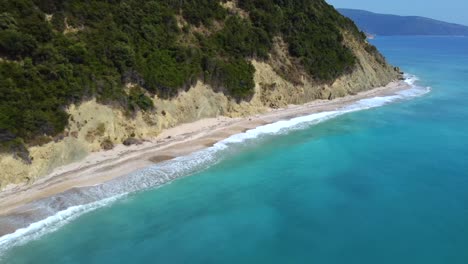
[{"left": 0, "top": 80, "right": 412, "bottom": 237}]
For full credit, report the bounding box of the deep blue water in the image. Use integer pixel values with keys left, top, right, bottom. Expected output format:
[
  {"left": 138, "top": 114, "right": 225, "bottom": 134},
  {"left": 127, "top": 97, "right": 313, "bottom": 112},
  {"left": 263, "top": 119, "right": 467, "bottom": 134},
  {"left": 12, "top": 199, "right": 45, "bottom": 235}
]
[{"left": 1, "top": 36, "right": 468, "bottom": 263}]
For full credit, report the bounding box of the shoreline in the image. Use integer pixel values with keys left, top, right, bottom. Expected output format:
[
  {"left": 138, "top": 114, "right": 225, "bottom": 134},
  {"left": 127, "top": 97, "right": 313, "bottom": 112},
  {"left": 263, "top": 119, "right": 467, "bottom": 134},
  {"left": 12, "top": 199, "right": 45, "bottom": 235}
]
[{"left": 0, "top": 80, "right": 412, "bottom": 236}]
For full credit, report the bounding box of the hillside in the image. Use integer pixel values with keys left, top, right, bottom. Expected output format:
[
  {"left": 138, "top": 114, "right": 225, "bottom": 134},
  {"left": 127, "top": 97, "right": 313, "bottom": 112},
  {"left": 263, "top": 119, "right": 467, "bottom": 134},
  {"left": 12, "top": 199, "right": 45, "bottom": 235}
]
[
  {"left": 338, "top": 8, "right": 468, "bottom": 36},
  {"left": 0, "top": 0, "right": 399, "bottom": 188}
]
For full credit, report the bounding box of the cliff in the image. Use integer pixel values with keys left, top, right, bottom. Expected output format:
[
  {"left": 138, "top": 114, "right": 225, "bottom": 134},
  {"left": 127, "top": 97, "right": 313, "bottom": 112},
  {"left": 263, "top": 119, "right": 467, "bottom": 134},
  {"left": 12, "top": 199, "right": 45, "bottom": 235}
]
[{"left": 0, "top": 0, "right": 399, "bottom": 189}]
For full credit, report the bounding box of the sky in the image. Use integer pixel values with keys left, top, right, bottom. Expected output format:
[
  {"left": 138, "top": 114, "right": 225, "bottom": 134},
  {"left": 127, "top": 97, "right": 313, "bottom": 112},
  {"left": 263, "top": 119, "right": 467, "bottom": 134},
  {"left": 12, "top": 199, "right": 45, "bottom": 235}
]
[{"left": 326, "top": 0, "right": 468, "bottom": 26}]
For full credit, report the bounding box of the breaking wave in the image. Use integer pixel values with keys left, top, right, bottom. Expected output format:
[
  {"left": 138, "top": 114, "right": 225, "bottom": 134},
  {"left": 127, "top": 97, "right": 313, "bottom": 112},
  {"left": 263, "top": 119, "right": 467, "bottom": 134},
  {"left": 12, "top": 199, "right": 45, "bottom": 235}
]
[{"left": 0, "top": 74, "right": 430, "bottom": 257}]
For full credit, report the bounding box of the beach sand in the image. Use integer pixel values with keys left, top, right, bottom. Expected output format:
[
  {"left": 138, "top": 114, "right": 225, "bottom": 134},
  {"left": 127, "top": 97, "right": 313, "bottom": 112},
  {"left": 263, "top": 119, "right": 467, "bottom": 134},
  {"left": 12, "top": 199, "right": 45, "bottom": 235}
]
[{"left": 0, "top": 80, "right": 409, "bottom": 236}]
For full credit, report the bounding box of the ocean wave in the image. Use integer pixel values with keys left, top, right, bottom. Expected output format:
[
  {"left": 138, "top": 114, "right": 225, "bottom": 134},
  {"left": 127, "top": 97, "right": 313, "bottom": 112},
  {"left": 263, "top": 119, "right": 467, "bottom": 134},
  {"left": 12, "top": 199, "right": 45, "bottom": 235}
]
[
  {"left": 0, "top": 195, "right": 123, "bottom": 259},
  {"left": 0, "top": 75, "right": 431, "bottom": 256}
]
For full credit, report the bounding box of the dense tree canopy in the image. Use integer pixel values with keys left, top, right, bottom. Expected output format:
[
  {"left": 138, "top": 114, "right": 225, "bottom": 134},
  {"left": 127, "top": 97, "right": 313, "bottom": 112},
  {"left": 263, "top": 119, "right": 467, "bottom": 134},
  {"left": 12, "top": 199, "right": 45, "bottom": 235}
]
[{"left": 0, "top": 0, "right": 370, "bottom": 158}]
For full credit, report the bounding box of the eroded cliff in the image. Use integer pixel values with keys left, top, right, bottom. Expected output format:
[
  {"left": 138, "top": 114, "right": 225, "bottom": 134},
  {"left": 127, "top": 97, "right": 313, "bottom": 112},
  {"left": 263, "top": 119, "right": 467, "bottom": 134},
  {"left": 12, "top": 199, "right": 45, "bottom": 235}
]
[
  {"left": 0, "top": 0, "right": 400, "bottom": 188},
  {"left": 0, "top": 35, "right": 399, "bottom": 189}
]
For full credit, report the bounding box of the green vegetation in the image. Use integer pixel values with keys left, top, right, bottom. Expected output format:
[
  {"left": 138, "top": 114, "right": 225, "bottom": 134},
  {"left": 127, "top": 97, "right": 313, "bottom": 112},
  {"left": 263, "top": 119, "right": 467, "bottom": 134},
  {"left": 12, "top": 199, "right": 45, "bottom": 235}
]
[
  {"left": 237, "top": 0, "right": 366, "bottom": 80},
  {"left": 0, "top": 0, "right": 376, "bottom": 159},
  {"left": 128, "top": 87, "right": 154, "bottom": 112},
  {"left": 96, "top": 123, "right": 106, "bottom": 136}
]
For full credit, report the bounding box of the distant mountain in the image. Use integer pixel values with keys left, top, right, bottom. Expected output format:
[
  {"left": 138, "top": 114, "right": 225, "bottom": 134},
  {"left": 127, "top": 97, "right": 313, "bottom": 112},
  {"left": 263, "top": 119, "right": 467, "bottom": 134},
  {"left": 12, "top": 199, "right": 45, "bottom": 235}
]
[{"left": 338, "top": 8, "right": 468, "bottom": 36}]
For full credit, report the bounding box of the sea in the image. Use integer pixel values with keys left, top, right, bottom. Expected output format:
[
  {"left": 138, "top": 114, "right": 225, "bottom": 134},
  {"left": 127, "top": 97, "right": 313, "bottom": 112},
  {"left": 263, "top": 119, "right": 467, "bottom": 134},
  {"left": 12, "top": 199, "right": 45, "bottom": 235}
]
[{"left": 1, "top": 36, "right": 467, "bottom": 263}]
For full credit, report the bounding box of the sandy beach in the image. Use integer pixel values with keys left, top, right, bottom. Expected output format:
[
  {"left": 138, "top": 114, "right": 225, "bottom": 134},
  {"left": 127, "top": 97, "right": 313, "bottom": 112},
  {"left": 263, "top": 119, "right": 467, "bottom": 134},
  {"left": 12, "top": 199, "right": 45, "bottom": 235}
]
[{"left": 0, "top": 80, "right": 410, "bottom": 236}]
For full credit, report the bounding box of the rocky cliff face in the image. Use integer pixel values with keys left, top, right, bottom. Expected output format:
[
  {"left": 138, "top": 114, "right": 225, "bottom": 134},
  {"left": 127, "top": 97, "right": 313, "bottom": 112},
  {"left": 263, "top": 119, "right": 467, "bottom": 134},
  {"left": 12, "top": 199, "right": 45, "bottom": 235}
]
[
  {"left": 0, "top": 30, "right": 399, "bottom": 189},
  {"left": 0, "top": 0, "right": 402, "bottom": 189}
]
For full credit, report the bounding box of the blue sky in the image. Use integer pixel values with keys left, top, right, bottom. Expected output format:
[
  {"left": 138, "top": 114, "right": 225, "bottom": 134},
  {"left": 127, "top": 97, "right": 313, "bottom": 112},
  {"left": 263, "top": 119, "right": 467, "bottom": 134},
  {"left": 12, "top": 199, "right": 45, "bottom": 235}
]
[{"left": 326, "top": 0, "right": 468, "bottom": 26}]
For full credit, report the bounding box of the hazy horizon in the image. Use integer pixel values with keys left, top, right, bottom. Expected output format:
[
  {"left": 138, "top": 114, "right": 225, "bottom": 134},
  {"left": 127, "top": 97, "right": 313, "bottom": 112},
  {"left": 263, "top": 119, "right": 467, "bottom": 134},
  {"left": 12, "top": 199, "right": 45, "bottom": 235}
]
[{"left": 326, "top": 0, "right": 468, "bottom": 26}]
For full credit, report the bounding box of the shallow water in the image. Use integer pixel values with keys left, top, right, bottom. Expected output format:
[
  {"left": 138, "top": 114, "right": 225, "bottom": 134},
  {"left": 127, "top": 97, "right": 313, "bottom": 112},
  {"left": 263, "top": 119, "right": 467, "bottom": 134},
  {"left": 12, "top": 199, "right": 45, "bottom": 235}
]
[{"left": 1, "top": 36, "right": 468, "bottom": 263}]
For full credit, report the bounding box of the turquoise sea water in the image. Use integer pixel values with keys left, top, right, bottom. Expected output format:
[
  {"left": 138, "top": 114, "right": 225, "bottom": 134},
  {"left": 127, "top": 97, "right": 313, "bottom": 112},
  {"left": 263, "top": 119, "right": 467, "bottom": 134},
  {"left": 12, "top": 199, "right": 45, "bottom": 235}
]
[{"left": 1, "top": 36, "right": 468, "bottom": 263}]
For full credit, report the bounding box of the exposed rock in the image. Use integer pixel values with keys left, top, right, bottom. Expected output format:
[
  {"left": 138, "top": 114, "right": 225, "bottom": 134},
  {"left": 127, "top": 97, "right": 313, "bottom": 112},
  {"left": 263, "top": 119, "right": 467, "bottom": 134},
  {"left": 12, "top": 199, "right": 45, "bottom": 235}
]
[
  {"left": 122, "top": 137, "right": 142, "bottom": 146},
  {"left": 11, "top": 143, "right": 32, "bottom": 165},
  {"left": 0, "top": 129, "right": 15, "bottom": 143},
  {"left": 0, "top": 28, "right": 399, "bottom": 189},
  {"left": 100, "top": 139, "right": 114, "bottom": 151}
]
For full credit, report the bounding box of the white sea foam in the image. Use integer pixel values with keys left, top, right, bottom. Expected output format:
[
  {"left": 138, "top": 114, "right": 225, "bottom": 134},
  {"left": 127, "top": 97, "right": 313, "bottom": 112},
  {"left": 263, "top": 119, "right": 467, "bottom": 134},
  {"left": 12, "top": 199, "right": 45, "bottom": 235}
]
[
  {"left": 0, "top": 75, "right": 431, "bottom": 256},
  {"left": 0, "top": 195, "right": 123, "bottom": 258}
]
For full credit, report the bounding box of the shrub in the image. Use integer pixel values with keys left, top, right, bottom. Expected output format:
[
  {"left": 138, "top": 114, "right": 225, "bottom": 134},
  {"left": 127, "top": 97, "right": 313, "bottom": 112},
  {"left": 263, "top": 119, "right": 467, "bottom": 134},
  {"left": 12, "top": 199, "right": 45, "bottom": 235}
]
[
  {"left": 128, "top": 87, "right": 154, "bottom": 112},
  {"left": 96, "top": 123, "right": 106, "bottom": 136},
  {"left": 0, "top": 0, "right": 372, "bottom": 150},
  {"left": 0, "top": 30, "right": 37, "bottom": 58}
]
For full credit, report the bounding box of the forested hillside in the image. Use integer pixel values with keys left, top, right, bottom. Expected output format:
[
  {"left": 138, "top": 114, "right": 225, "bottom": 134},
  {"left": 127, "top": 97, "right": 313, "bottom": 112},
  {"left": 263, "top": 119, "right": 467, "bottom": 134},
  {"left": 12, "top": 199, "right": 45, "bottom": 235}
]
[{"left": 0, "top": 0, "right": 381, "bottom": 160}]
